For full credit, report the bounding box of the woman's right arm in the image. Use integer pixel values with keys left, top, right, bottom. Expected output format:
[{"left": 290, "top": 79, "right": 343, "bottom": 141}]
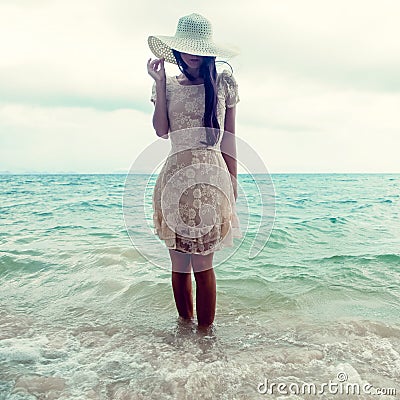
[
  {"left": 152, "top": 80, "right": 169, "bottom": 138},
  {"left": 147, "top": 58, "right": 169, "bottom": 139}
]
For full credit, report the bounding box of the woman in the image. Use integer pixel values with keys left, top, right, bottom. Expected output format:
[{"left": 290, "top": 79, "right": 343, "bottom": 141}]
[{"left": 146, "top": 13, "right": 242, "bottom": 330}]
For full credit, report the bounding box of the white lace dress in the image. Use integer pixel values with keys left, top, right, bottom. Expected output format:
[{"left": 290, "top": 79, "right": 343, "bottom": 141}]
[{"left": 150, "top": 69, "right": 243, "bottom": 255}]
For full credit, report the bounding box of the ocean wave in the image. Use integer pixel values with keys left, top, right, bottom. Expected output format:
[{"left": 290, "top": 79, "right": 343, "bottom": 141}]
[
  {"left": 0, "top": 254, "right": 52, "bottom": 277},
  {"left": 306, "top": 253, "right": 400, "bottom": 265},
  {"left": 266, "top": 227, "right": 295, "bottom": 248},
  {"left": 1, "top": 309, "right": 399, "bottom": 400}
]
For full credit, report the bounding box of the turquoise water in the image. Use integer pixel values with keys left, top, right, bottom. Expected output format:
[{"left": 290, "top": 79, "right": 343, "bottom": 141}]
[{"left": 0, "top": 173, "right": 399, "bottom": 399}]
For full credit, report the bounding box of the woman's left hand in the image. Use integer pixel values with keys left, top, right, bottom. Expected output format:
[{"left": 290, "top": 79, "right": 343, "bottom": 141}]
[{"left": 231, "top": 176, "right": 238, "bottom": 201}]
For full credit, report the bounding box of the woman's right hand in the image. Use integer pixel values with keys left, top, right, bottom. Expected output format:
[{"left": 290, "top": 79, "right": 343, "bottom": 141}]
[{"left": 147, "top": 57, "right": 166, "bottom": 82}]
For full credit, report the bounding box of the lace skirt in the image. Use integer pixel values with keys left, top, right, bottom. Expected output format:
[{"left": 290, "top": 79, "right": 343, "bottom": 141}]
[{"left": 152, "top": 147, "right": 242, "bottom": 255}]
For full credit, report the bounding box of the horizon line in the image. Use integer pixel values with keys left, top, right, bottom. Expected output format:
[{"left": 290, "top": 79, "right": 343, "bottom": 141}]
[{"left": 1, "top": 171, "right": 399, "bottom": 175}]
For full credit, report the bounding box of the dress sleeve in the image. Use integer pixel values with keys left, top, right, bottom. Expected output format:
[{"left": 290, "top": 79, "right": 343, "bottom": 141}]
[
  {"left": 150, "top": 80, "right": 156, "bottom": 103},
  {"left": 221, "top": 69, "right": 240, "bottom": 108}
]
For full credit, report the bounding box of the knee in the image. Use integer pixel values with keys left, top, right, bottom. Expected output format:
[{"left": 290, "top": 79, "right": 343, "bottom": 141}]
[{"left": 192, "top": 261, "right": 209, "bottom": 273}]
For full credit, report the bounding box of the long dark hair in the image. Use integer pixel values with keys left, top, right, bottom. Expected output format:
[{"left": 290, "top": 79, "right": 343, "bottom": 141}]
[{"left": 172, "top": 49, "right": 220, "bottom": 146}]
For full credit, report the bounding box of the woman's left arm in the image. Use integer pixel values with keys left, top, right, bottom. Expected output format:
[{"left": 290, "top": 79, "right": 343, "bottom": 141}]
[{"left": 220, "top": 106, "right": 238, "bottom": 201}]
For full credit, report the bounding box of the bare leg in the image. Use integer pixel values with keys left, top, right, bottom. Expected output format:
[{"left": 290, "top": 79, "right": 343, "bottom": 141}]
[
  {"left": 168, "top": 249, "right": 193, "bottom": 320},
  {"left": 192, "top": 252, "right": 216, "bottom": 328},
  {"left": 171, "top": 272, "right": 193, "bottom": 320}
]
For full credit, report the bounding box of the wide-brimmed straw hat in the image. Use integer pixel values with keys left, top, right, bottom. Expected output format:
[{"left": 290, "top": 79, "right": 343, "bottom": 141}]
[{"left": 148, "top": 13, "right": 240, "bottom": 65}]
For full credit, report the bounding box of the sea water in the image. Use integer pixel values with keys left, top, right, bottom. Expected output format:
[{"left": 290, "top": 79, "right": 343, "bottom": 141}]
[{"left": 0, "top": 173, "right": 399, "bottom": 399}]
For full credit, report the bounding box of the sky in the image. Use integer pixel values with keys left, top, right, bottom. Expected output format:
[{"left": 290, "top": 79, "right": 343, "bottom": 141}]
[{"left": 0, "top": 0, "right": 399, "bottom": 174}]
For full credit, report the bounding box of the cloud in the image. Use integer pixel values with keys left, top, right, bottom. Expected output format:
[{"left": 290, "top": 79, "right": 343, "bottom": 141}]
[
  {"left": 225, "top": 0, "right": 400, "bottom": 92},
  {"left": 0, "top": 103, "right": 157, "bottom": 173},
  {"left": 0, "top": 0, "right": 399, "bottom": 172},
  {"left": 0, "top": 0, "right": 154, "bottom": 111},
  {"left": 237, "top": 84, "right": 400, "bottom": 173},
  {"left": 1, "top": 0, "right": 399, "bottom": 108}
]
